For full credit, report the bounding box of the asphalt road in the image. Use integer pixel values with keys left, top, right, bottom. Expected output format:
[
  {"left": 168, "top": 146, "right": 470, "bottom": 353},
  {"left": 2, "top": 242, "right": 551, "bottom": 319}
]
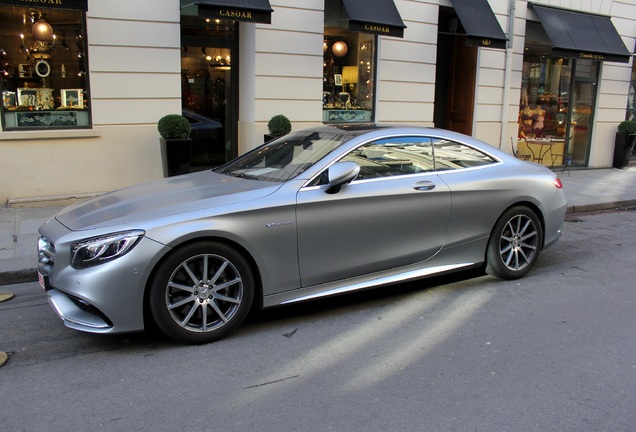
[{"left": 1, "top": 210, "right": 635, "bottom": 432}]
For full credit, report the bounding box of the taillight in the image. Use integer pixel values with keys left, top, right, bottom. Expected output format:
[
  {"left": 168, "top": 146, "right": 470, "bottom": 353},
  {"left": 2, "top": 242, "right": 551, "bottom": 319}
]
[{"left": 552, "top": 177, "right": 563, "bottom": 189}]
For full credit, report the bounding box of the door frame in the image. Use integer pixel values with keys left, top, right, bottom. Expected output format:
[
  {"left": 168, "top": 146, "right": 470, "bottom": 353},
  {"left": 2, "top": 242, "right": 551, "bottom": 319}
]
[
  {"left": 434, "top": 7, "right": 477, "bottom": 136},
  {"left": 180, "top": 19, "right": 239, "bottom": 163},
  {"left": 564, "top": 59, "right": 600, "bottom": 167}
]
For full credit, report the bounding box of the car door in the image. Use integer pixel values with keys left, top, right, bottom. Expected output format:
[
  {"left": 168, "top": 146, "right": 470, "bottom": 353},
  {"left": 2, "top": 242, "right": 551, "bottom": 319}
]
[{"left": 296, "top": 136, "right": 452, "bottom": 287}]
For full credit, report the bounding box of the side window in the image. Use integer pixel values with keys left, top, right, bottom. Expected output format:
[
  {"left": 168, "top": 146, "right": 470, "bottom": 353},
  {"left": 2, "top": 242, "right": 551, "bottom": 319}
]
[
  {"left": 432, "top": 138, "right": 497, "bottom": 171},
  {"left": 341, "top": 136, "right": 434, "bottom": 180}
]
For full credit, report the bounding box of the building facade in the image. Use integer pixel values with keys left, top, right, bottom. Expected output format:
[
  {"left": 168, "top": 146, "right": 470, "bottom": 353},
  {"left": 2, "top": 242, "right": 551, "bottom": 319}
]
[{"left": 1, "top": 0, "right": 635, "bottom": 205}]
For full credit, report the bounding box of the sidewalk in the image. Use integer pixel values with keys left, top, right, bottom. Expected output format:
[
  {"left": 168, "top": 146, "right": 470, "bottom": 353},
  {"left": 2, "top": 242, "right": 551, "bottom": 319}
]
[{"left": 1, "top": 167, "right": 635, "bottom": 286}]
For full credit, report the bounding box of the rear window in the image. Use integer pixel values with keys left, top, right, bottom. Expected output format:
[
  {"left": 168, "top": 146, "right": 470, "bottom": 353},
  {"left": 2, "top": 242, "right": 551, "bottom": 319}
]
[{"left": 432, "top": 138, "right": 497, "bottom": 171}]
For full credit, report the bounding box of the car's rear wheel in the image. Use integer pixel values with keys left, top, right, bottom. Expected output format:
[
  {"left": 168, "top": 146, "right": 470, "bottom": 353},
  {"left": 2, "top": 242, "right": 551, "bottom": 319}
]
[
  {"left": 149, "top": 242, "right": 254, "bottom": 344},
  {"left": 486, "top": 206, "right": 543, "bottom": 279}
]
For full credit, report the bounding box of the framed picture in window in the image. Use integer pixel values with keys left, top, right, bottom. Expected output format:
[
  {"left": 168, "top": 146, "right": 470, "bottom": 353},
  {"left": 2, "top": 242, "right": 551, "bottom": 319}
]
[
  {"left": 37, "top": 88, "right": 54, "bottom": 110},
  {"left": 2, "top": 91, "right": 16, "bottom": 108},
  {"left": 334, "top": 74, "right": 342, "bottom": 86},
  {"left": 17, "top": 88, "right": 37, "bottom": 107},
  {"left": 61, "top": 89, "right": 83, "bottom": 108}
]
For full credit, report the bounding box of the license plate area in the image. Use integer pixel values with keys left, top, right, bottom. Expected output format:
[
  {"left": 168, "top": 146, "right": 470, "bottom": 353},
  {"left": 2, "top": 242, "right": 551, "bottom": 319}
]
[{"left": 38, "top": 271, "right": 51, "bottom": 291}]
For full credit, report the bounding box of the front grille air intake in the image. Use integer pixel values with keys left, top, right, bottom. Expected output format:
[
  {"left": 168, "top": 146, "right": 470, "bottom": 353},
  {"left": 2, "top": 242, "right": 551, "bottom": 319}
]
[{"left": 38, "top": 236, "right": 56, "bottom": 275}]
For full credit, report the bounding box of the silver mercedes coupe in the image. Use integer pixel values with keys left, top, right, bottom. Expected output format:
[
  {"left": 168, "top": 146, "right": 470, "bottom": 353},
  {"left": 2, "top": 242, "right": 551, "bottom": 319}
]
[{"left": 38, "top": 125, "right": 567, "bottom": 343}]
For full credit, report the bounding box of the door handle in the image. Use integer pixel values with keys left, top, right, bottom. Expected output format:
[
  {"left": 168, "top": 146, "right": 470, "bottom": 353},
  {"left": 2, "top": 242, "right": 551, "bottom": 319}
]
[{"left": 413, "top": 181, "right": 436, "bottom": 191}]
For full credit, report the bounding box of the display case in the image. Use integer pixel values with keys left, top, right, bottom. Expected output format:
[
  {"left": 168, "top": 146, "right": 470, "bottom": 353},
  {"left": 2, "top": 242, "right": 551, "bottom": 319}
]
[
  {"left": 322, "top": 27, "right": 375, "bottom": 123},
  {"left": 0, "top": 5, "right": 90, "bottom": 130}
]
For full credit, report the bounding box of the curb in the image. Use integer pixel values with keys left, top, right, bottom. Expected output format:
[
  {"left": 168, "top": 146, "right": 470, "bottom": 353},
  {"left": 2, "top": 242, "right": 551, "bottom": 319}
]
[
  {"left": 565, "top": 200, "right": 636, "bottom": 214},
  {"left": 0, "top": 269, "right": 37, "bottom": 286}
]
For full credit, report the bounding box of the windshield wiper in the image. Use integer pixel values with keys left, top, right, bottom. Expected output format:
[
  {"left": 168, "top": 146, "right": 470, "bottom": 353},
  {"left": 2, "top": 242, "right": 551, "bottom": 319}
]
[{"left": 222, "top": 170, "right": 259, "bottom": 180}]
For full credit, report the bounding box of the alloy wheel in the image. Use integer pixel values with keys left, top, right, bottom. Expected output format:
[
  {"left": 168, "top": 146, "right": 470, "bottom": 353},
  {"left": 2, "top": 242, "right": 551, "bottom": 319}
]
[
  {"left": 165, "top": 253, "right": 244, "bottom": 333},
  {"left": 498, "top": 214, "right": 539, "bottom": 271}
]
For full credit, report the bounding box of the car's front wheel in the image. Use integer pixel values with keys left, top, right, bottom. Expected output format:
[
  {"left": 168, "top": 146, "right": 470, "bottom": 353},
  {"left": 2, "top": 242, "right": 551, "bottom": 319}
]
[
  {"left": 149, "top": 242, "right": 254, "bottom": 344},
  {"left": 486, "top": 206, "right": 543, "bottom": 280}
]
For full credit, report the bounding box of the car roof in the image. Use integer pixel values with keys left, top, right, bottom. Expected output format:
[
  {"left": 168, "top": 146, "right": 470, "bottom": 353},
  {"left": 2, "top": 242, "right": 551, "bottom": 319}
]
[
  {"left": 293, "top": 124, "right": 507, "bottom": 160},
  {"left": 304, "top": 123, "right": 406, "bottom": 139},
  {"left": 300, "top": 124, "right": 475, "bottom": 143}
]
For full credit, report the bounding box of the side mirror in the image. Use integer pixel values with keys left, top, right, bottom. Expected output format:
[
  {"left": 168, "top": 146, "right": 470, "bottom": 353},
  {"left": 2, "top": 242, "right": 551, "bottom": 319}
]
[{"left": 325, "top": 161, "right": 360, "bottom": 194}]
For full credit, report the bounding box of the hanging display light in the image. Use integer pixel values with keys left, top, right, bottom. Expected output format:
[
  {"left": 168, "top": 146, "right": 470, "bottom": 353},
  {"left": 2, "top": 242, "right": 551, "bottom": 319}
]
[
  {"left": 332, "top": 40, "right": 348, "bottom": 57},
  {"left": 32, "top": 19, "right": 54, "bottom": 41}
]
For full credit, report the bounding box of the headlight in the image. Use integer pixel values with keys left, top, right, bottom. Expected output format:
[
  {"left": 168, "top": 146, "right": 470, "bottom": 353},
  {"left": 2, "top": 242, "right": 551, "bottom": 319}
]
[{"left": 71, "top": 230, "right": 145, "bottom": 269}]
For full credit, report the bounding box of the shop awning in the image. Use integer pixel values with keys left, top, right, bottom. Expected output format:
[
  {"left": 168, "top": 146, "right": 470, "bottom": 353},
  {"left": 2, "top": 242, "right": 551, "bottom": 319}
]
[
  {"left": 450, "top": 0, "right": 508, "bottom": 49},
  {"left": 0, "top": 0, "right": 87, "bottom": 10},
  {"left": 341, "top": 0, "right": 406, "bottom": 38},
  {"left": 530, "top": 3, "right": 631, "bottom": 63},
  {"left": 180, "top": 0, "right": 273, "bottom": 24}
]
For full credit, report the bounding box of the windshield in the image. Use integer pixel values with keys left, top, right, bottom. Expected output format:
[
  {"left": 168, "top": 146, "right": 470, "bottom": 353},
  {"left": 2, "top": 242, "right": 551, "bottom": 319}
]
[{"left": 216, "top": 130, "right": 348, "bottom": 182}]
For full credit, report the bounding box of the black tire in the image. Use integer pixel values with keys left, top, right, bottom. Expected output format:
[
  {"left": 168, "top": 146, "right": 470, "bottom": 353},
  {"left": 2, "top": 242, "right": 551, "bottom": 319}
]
[
  {"left": 485, "top": 206, "right": 543, "bottom": 280},
  {"left": 149, "top": 241, "right": 254, "bottom": 344}
]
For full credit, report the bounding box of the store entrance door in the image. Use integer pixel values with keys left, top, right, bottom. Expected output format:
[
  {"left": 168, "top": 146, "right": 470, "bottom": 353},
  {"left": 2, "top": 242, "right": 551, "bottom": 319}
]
[
  {"left": 434, "top": 8, "right": 477, "bottom": 135},
  {"left": 444, "top": 37, "right": 476, "bottom": 135},
  {"left": 567, "top": 80, "right": 597, "bottom": 166},
  {"left": 180, "top": 17, "right": 238, "bottom": 169},
  {"left": 565, "top": 60, "right": 599, "bottom": 166}
]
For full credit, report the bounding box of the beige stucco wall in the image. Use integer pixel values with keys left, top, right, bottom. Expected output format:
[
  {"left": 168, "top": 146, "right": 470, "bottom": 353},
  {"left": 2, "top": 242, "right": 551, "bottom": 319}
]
[
  {"left": 253, "top": 0, "right": 325, "bottom": 140},
  {"left": 375, "top": 1, "right": 437, "bottom": 125},
  {"left": 0, "top": 126, "right": 161, "bottom": 201}
]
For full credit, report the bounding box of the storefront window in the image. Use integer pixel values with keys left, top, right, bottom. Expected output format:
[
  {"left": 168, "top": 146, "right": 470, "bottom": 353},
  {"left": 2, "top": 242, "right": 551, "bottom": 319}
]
[
  {"left": 519, "top": 55, "right": 571, "bottom": 143},
  {"left": 0, "top": 5, "right": 89, "bottom": 130},
  {"left": 518, "top": 23, "right": 600, "bottom": 167},
  {"left": 323, "top": 3, "right": 376, "bottom": 123}
]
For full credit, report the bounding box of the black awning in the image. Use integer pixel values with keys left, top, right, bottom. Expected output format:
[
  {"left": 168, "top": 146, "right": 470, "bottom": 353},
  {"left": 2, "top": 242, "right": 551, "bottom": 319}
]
[
  {"left": 181, "top": 0, "right": 273, "bottom": 24},
  {"left": 341, "top": 0, "right": 406, "bottom": 38},
  {"left": 530, "top": 3, "right": 631, "bottom": 63},
  {"left": 450, "top": 0, "right": 508, "bottom": 49},
  {"left": 0, "top": 0, "right": 87, "bottom": 11}
]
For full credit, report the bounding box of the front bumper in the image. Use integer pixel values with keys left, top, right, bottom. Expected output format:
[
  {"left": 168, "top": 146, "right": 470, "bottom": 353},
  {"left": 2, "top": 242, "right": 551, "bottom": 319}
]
[
  {"left": 39, "top": 218, "right": 169, "bottom": 334},
  {"left": 46, "top": 288, "right": 112, "bottom": 331}
]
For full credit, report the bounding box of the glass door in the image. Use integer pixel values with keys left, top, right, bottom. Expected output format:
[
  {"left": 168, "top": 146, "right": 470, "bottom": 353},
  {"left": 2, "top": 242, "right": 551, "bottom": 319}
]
[
  {"left": 566, "top": 60, "right": 599, "bottom": 166},
  {"left": 180, "top": 17, "right": 237, "bottom": 169}
]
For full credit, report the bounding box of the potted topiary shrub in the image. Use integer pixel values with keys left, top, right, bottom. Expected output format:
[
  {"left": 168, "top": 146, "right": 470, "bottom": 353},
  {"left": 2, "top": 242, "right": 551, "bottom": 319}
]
[
  {"left": 613, "top": 120, "right": 636, "bottom": 169},
  {"left": 158, "top": 114, "right": 192, "bottom": 177},
  {"left": 264, "top": 114, "right": 291, "bottom": 142}
]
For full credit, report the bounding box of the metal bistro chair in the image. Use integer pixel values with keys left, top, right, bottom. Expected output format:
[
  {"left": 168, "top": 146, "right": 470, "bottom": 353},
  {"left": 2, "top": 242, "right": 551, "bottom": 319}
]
[
  {"left": 551, "top": 137, "right": 572, "bottom": 176},
  {"left": 511, "top": 138, "right": 530, "bottom": 161},
  {"left": 561, "top": 154, "right": 572, "bottom": 176}
]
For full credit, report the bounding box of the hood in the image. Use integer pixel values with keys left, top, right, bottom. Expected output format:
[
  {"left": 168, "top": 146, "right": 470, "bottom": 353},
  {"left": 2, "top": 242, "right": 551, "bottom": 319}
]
[{"left": 56, "top": 170, "right": 280, "bottom": 231}]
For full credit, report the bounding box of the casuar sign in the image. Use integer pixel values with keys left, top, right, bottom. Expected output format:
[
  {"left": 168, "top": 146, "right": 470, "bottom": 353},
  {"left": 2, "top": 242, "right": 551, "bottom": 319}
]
[
  {"left": 0, "top": 0, "right": 88, "bottom": 10},
  {"left": 349, "top": 20, "right": 404, "bottom": 38},
  {"left": 211, "top": 7, "right": 270, "bottom": 23},
  {"left": 187, "top": 5, "right": 272, "bottom": 24},
  {"left": 220, "top": 9, "right": 253, "bottom": 20}
]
